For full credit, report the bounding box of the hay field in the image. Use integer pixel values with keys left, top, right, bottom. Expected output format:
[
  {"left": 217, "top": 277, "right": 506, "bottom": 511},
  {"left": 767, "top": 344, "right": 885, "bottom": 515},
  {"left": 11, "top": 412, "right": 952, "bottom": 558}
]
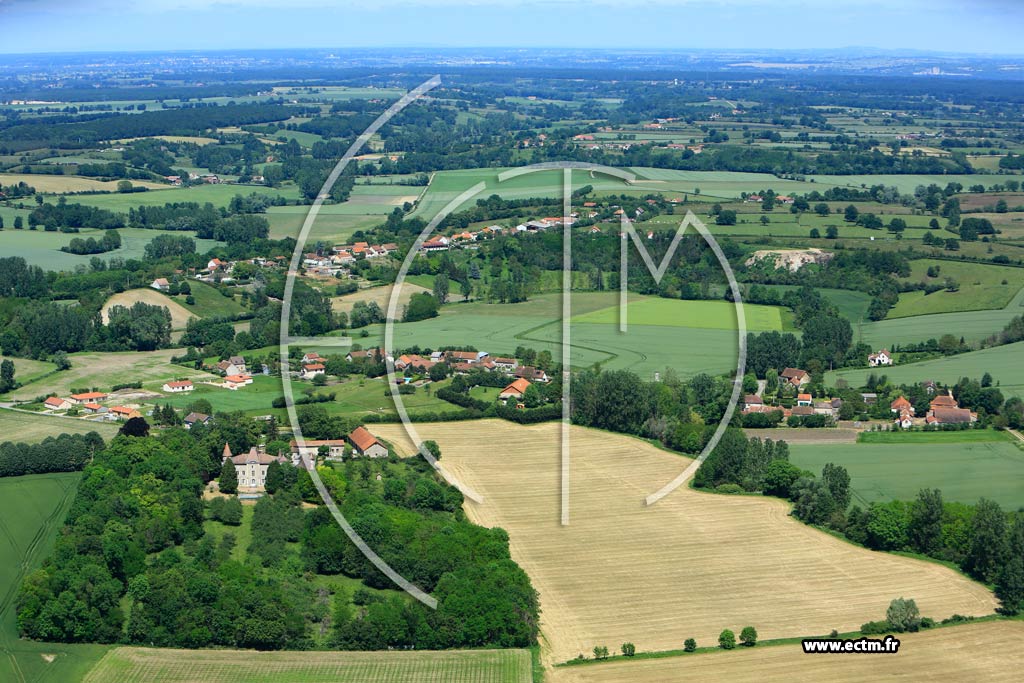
[
  {"left": 101, "top": 288, "right": 196, "bottom": 329},
  {"left": 83, "top": 647, "right": 532, "bottom": 683},
  {"left": 0, "top": 173, "right": 165, "bottom": 193},
  {"left": 373, "top": 421, "right": 996, "bottom": 665},
  {"left": 549, "top": 621, "right": 1024, "bottom": 683},
  {"left": 0, "top": 409, "right": 119, "bottom": 443},
  {"left": 331, "top": 283, "right": 430, "bottom": 316},
  {"left": 6, "top": 349, "right": 215, "bottom": 400}
]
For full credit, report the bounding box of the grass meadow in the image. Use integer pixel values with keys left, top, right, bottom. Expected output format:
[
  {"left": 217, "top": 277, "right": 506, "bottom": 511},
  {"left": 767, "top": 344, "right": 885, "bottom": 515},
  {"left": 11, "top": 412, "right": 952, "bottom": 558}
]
[
  {"left": 0, "top": 226, "right": 219, "bottom": 270},
  {"left": 0, "top": 472, "right": 112, "bottom": 683},
  {"left": 788, "top": 440, "right": 1024, "bottom": 508},
  {"left": 0, "top": 409, "right": 120, "bottom": 443},
  {"left": 889, "top": 259, "right": 1024, "bottom": 318}
]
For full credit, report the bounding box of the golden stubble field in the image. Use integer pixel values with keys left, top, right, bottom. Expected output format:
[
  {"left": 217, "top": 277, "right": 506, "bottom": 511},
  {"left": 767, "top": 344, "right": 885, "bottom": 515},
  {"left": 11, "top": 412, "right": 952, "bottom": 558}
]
[
  {"left": 101, "top": 288, "right": 196, "bottom": 330},
  {"left": 330, "top": 283, "right": 430, "bottom": 316},
  {"left": 372, "top": 421, "right": 997, "bottom": 665},
  {"left": 548, "top": 621, "right": 1024, "bottom": 683}
]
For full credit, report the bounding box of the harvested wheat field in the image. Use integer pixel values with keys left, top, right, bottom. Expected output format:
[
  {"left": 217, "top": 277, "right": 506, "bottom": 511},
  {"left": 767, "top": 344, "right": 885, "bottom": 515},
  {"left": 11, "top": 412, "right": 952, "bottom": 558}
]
[
  {"left": 101, "top": 288, "right": 196, "bottom": 330},
  {"left": 373, "top": 421, "right": 996, "bottom": 665},
  {"left": 331, "top": 283, "right": 429, "bottom": 316},
  {"left": 83, "top": 646, "right": 531, "bottom": 683},
  {"left": 548, "top": 621, "right": 1024, "bottom": 683}
]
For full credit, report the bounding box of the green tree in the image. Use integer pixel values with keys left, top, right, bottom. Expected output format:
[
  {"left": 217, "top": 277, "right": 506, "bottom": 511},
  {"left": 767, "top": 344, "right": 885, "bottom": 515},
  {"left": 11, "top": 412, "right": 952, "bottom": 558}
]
[
  {"left": 718, "top": 629, "right": 736, "bottom": 650},
  {"left": 432, "top": 273, "right": 450, "bottom": 305},
  {"left": 220, "top": 497, "right": 243, "bottom": 525},
  {"left": 825, "top": 225, "right": 838, "bottom": 239},
  {"left": 963, "top": 498, "right": 1008, "bottom": 583},
  {"left": 844, "top": 204, "right": 859, "bottom": 222},
  {"left": 995, "top": 557, "right": 1024, "bottom": 615},
  {"left": 593, "top": 645, "right": 609, "bottom": 660},
  {"left": 715, "top": 210, "right": 737, "bottom": 226},
  {"left": 809, "top": 228, "right": 821, "bottom": 239},
  {"left": 219, "top": 459, "right": 238, "bottom": 494},
  {"left": 523, "top": 383, "right": 543, "bottom": 408},
  {"left": 0, "top": 359, "right": 15, "bottom": 393},
  {"left": 908, "top": 489, "right": 943, "bottom": 556},
  {"left": 886, "top": 597, "right": 920, "bottom": 633},
  {"left": 620, "top": 642, "right": 636, "bottom": 657},
  {"left": 740, "top": 626, "right": 758, "bottom": 646},
  {"left": 684, "top": 638, "right": 697, "bottom": 652},
  {"left": 265, "top": 460, "right": 283, "bottom": 494}
]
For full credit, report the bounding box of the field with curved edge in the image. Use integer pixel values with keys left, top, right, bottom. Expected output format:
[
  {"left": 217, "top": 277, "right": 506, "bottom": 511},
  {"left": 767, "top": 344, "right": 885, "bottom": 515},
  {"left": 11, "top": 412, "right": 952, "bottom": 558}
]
[
  {"left": 82, "top": 647, "right": 531, "bottom": 683},
  {"left": 548, "top": 621, "right": 1024, "bottom": 683},
  {"left": 372, "top": 421, "right": 997, "bottom": 666},
  {"left": 829, "top": 341, "right": 1024, "bottom": 399},
  {"left": 101, "top": 288, "right": 196, "bottom": 330}
]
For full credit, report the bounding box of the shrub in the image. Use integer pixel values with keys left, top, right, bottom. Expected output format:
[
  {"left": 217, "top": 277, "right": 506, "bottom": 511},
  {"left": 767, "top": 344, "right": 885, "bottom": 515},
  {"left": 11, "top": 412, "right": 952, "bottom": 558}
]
[
  {"left": 684, "top": 638, "right": 696, "bottom": 652},
  {"left": 620, "top": 642, "right": 635, "bottom": 657},
  {"left": 715, "top": 483, "right": 744, "bottom": 494},
  {"left": 718, "top": 629, "right": 736, "bottom": 650},
  {"left": 592, "top": 645, "right": 609, "bottom": 660},
  {"left": 860, "top": 620, "right": 891, "bottom": 635},
  {"left": 886, "top": 597, "right": 921, "bottom": 633},
  {"left": 740, "top": 626, "right": 757, "bottom": 646}
]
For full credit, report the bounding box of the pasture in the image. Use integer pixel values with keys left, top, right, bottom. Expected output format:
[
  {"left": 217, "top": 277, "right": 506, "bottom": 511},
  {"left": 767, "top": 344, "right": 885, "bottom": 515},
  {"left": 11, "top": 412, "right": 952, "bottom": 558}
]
[
  {"left": 0, "top": 409, "right": 119, "bottom": 443},
  {"left": 6, "top": 349, "right": 217, "bottom": 401},
  {"left": 82, "top": 647, "right": 532, "bottom": 683},
  {"left": 151, "top": 374, "right": 282, "bottom": 415},
  {"left": 69, "top": 183, "right": 301, "bottom": 212},
  {"left": 830, "top": 341, "right": 1024, "bottom": 399},
  {"left": 570, "top": 297, "right": 786, "bottom": 331},
  {"left": 0, "top": 355, "right": 57, "bottom": 386},
  {"left": 0, "top": 226, "right": 220, "bottom": 271},
  {"left": 101, "top": 288, "right": 196, "bottom": 329},
  {"left": 0, "top": 472, "right": 112, "bottom": 683},
  {"left": 889, "top": 260, "right": 1024, "bottom": 318},
  {"left": 373, "top": 421, "right": 996, "bottom": 665},
  {"left": 179, "top": 281, "right": 248, "bottom": 319},
  {"left": 788, "top": 440, "right": 1024, "bottom": 508},
  {"left": 549, "top": 621, "right": 1024, "bottom": 683},
  {"left": 331, "top": 282, "right": 430, "bottom": 316}
]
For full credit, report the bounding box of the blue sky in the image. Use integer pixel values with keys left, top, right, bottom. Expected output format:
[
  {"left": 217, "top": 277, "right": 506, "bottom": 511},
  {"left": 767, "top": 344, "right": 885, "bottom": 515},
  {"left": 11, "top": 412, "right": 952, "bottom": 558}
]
[{"left": 0, "top": 0, "right": 1021, "bottom": 55}]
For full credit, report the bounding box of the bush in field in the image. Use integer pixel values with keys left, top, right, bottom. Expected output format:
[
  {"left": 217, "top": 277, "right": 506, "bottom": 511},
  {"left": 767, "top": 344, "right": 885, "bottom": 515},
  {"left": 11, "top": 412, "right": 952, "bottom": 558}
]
[
  {"left": 718, "top": 629, "right": 736, "bottom": 650},
  {"left": 684, "top": 638, "right": 697, "bottom": 652},
  {"left": 740, "top": 626, "right": 758, "bottom": 646}
]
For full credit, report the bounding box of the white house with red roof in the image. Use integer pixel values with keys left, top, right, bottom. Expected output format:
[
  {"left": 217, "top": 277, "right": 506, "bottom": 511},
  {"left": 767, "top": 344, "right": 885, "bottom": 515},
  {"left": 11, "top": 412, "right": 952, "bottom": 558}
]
[
  {"left": 868, "top": 349, "right": 893, "bottom": 367},
  {"left": 163, "top": 380, "right": 194, "bottom": 393}
]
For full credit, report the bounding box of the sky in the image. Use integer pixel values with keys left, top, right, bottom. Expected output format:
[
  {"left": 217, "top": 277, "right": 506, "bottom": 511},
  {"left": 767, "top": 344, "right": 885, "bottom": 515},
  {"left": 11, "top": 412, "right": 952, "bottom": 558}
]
[{"left": 0, "top": 0, "right": 1022, "bottom": 55}]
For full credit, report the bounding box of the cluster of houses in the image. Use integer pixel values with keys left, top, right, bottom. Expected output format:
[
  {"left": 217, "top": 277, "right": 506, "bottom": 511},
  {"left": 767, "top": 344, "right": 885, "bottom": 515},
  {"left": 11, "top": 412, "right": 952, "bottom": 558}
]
[
  {"left": 303, "top": 241, "right": 399, "bottom": 275},
  {"left": 891, "top": 391, "right": 978, "bottom": 428},
  {"left": 742, "top": 392, "right": 843, "bottom": 420},
  {"left": 744, "top": 194, "right": 795, "bottom": 205},
  {"left": 42, "top": 391, "right": 142, "bottom": 422},
  {"left": 298, "top": 352, "right": 326, "bottom": 380},
  {"left": 347, "top": 347, "right": 550, "bottom": 383},
  {"left": 222, "top": 425, "right": 389, "bottom": 493},
  {"left": 207, "top": 356, "right": 255, "bottom": 390}
]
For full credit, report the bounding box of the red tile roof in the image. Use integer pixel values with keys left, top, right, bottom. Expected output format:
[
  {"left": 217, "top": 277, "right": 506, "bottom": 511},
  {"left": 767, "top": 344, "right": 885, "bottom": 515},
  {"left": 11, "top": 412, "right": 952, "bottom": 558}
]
[{"left": 349, "top": 426, "right": 383, "bottom": 453}]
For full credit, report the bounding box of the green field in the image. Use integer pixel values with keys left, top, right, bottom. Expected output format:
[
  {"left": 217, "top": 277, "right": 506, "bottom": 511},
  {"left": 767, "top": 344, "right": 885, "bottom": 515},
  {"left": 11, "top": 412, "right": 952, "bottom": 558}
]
[
  {"left": 1, "top": 355, "right": 57, "bottom": 386},
  {"left": 571, "top": 297, "right": 785, "bottom": 331},
  {"left": 352, "top": 292, "right": 764, "bottom": 379},
  {"left": 0, "top": 473, "right": 112, "bottom": 683},
  {"left": 179, "top": 281, "right": 248, "bottom": 319},
  {"left": 857, "top": 285, "right": 1024, "bottom": 347},
  {"left": 888, "top": 260, "right": 1024, "bottom": 318},
  {"left": 789, "top": 440, "right": 1024, "bottom": 508},
  {"left": 858, "top": 429, "right": 1013, "bottom": 444},
  {"left": 0, "top": 408, "right": 120, "bottom": 443},
  {"left": 68, "top": 183, "right": 302, "bottom": 212},
  {"left": 0, "top": 227, "right": 219, "bottom": 271},
  {"left": 83, "top": 647, "right": 532, "bottom": 683},
  {"left": 829, "top": 341, "right": 1024, "bottom": 399},
  {"left": 152, "top": 374, "right": 282, "bottom": 414}
]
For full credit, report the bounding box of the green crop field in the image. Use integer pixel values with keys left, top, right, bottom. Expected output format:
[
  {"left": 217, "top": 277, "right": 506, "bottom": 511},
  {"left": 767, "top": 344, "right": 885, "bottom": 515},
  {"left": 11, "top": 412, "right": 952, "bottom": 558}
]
[
  {"left": 150, "top": 374, "right": 282, "bottom": 415},
  {"left": 570, "top": 297, "right": 785, "bottom": 331},
  {"left": 888, "top": 260, "right": 1024, "bottom": 318},
  {"left": 69, "top": 183, "right": 302, "bottom": 212},
  {"left": 0, "top": 226, "right": 219, "bottom": 271},
  {"left": 354, "top": 291, "right": 763, "bottom": 380},
  {"left": 82, "top": 647, "right": 532, "bottom": 683},
  {"left": 179, "top": 281, "right": 248, "bottom": 319},
  {"left": 265, "top": 206, "right": 386, "bottom": 241},
  {"left": 829, "top": 341, "right": 1024, "bottom": 398},
  {"left": 788, "top": 440, "right": 1024, "bottom": 508},
  {"left": 805, "top": 173, "right": 1007, "bottom": 195},
  {"left": 0, "top": 409, "right": 120, "bottom": 443},
  {"left": 0, "top": 472, "right": 112, "bottom": 683},
  {"left": 857, "top": 286, "right": 1024, "bottom": 347},
  {"left": 858, "top": 429, "right": 1013, "bottom": 444}
]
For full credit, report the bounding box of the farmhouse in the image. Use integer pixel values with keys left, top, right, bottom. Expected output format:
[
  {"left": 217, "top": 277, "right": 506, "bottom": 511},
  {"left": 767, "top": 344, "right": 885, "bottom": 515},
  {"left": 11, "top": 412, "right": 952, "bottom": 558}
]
[
  {"left": 163, "top": 380, "right": 194, "bottom": 393},
  {"left": 742, "top": 394, "right": 763, "bottom": 409},
  {"left": 216, "top": 359, "right": 245, "bottom": 376},
  {"left": 290, "top": 439, "right": 346, "bottom": 460},
  {"left": 499, "top": 378, "right": 532, "bottom": 403},
  {"left": 109, "top": 405, "right": 141, "bottom": 421},
  {"left": 928, "top": 408, "right": 978, "bottom": 425},
  {"left": 890, "top": 396, "right": 914, "bottom": 415},
  {"left": 183, "top": 412, "right": 211, "bottom": 429},
  {"left": 868, "top": 349, "right": 893, "bottom": 367},
  {"left": 394, "top": 354, "right": 435, "bottom": 372},
  {"left": 780, "top": 367, "right": 810, "bottom": 388},
  {"left": 895, "top": 410, "right": 915, "bottom": 429},
  {"left": 150, "top": 278, "right": 170, "bottom": 292},
  {"left": 348, "top": 426, "right": 388, "bottom": 458},
  {"left": 445, "top": 350, "right": 485, "bottom": 364},
  {"left": 515, "top": 366, "right": 549, "bottom": 383},
  {"left": 43, "top": 396, "right": 71, "bottom": 411},
  {"left": 224, "top": 374, "right": 253, "bottom": 390},
  {"left": 228, "top": 356, "right": 247, "bottom": 373},
  {"left": 301, "top": 363, "right": 325, "bottom": 379},
  {"left": 68, "top": 391, "right": 108, "bottom": 405},
  {"left": 81, "top": 403, "right": 106, "bottom": 414},
  {"left": 491, "top": 357, "right": 518, "bottom": 372},
  {"left": 222, "top": 443, "right": 288, "bottom": 492},
  {"left": 796, "top": 393, "right": 813, "bottom": 407},
  {"left": 930, "top": 393, "right": 959, "bottom": 411},
  {"left": 302, "top": 352, "right": 323, "bottom": 364},
  {"left": 347, "top": 348, "right": 384, "bottom": 362}
]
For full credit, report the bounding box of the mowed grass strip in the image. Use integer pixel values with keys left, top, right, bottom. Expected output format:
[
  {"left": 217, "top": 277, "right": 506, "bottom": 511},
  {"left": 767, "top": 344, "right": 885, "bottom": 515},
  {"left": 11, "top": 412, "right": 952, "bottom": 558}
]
[
  {"left": 83, "top": 647, "right": 532, "bottom": 683},
  {"left": 373, "top": 421, "right": 996, "bottom": 665},
  {"left": 548, "top": 621, "right": 1024, "bottom": 683},
  {"left": 570, "top": 298, "right": 783, "bottom": 331},
  {"left": 788, "top": 441, "right": 1024, "bottom": 508}
]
